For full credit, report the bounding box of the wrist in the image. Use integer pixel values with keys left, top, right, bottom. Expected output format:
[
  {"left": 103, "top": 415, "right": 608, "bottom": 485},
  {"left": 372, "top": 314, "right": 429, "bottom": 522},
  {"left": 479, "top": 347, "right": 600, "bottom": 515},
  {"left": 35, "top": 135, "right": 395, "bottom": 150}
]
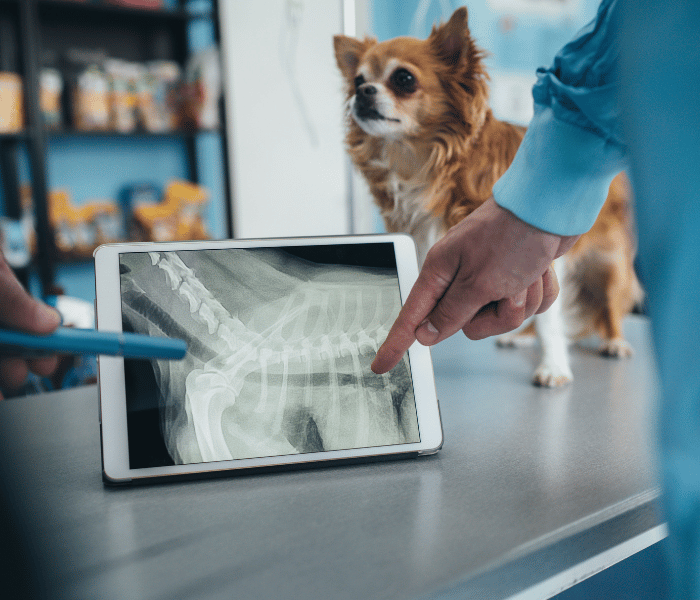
[{"left": 492, "top": 104, "right": 626, "bottom": 236}]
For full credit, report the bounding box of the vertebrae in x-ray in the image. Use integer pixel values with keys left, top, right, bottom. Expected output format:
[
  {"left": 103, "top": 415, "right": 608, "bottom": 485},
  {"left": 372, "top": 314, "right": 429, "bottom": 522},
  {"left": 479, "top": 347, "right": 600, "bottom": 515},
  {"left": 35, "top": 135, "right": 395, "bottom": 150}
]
[{"left": 120, "top": 248, "right": 419, "bottom": 465}]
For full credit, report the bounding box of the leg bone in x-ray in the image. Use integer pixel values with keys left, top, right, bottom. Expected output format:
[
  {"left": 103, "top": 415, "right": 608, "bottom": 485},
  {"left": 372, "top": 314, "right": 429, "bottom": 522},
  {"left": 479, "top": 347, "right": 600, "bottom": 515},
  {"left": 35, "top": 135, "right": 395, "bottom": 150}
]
[{"left": 120, "top": 248, "right": 419, "bottom": 465}]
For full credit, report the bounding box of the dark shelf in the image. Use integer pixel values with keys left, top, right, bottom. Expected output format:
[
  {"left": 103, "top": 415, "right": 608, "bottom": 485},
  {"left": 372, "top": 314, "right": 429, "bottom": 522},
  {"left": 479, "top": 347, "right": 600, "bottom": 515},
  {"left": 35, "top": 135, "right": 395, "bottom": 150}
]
[
  {"left": 0, "top": 131, "right": 27, "bottom": 140},
  {"left": 37, "top": 1, "right": 199, "bottom": 23},
  {"left": 46, "top": 128, "right": 221, "bottom": 139},
  {"left": 2, "top": 0, "right": 211, "bottom": 18}
]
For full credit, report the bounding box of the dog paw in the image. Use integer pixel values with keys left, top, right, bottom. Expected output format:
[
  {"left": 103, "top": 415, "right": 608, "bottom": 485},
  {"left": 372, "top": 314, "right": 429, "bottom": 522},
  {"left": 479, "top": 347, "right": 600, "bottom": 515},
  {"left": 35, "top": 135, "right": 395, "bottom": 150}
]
[
  {"left": 599, "top": 338, "right": 634, "bottom": 358},
  {"left": 532, "top": 364, "right": 573, "bottom": 388},
  {"left": 496, "top": 333, "right": 536, "bottom": 349}
]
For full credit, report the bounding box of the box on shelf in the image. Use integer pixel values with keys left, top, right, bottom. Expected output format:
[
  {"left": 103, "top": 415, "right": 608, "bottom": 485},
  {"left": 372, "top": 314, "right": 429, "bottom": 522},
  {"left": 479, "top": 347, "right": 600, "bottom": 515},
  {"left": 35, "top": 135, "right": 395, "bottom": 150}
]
[
  {"left": 129, "top": 179, "right": 209, "bottom": 242},
  {"left": 0, "top": 73, "right": 24, "bottom": 133}
]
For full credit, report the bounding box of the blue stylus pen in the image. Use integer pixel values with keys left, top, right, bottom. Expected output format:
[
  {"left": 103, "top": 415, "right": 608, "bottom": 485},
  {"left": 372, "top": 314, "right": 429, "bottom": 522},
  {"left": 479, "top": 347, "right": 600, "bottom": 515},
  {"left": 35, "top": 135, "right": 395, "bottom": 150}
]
[{"left": 0, "top": 327, "right": 187, "bottom": 360}]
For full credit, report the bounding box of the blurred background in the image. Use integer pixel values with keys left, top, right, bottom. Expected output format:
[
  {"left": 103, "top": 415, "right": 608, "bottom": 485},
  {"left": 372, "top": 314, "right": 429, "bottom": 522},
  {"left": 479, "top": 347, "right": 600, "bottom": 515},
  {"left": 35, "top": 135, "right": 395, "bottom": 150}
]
[{"left": 0, "top": 0, "right": 600, "bottom": 392}]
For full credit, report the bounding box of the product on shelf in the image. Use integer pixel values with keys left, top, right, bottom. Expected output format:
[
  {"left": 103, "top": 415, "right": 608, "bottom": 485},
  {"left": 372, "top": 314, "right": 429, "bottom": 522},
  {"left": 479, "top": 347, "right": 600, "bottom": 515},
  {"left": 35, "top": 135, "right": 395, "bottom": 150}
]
[
  {"left": 2, "top": 185, "right": 38, "bottom": 266},
  {"left": 64, "top": 48, "right": 110, "bottom": 131},
  {"left": 49, "top": 190, "right": 124, "bottom": 258},
  {"left": 0, "top": 217, "right": 31, "bottom": 269},
  {"left": 120, "top": 182, "right": 159, "bottom": 239},
  {"left": 167, "top": 180, "right": 209, "bottom": 240},
  {"left": 130, "top": 179, "right": 209, "bottom": 242},
  {"left": 72, "top": 65, "right": 110, "bottom": 131},
  {"left": 40, "top": 68, "right": 64, "bottom": 130},
  {"left": 59, "top": 44, "right": 221, "bottom": 134},
  {"left": 105, "top": 59, "right": 144, "bottom": 133},
  {"left": 0, "top": 72, "right": 24, "bottom": 133},
  {"left": 182, "top": 47, "right": 221, "bottom": 130},
  {"left": 20, "top": 185, "right": 37, "bottom": 257},
  {"left": 103, "top": 0, "right": 165, "bottom": 8},
  {"left": 139, "top": 61, "right": 182, "bottom": 132}
]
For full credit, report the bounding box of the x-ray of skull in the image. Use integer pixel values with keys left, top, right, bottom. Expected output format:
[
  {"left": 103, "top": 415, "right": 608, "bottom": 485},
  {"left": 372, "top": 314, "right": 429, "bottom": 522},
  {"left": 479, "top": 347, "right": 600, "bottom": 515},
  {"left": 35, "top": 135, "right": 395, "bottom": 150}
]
[{"left": 119, "top": 244, "right": 420, "bottom": 469}]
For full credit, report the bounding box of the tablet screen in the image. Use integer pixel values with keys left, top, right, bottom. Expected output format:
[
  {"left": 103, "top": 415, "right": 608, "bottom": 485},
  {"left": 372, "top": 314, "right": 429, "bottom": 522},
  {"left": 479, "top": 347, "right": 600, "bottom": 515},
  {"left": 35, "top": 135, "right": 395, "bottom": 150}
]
[{"left": 118, "top": 243, "right": 419, "bottom": 469}]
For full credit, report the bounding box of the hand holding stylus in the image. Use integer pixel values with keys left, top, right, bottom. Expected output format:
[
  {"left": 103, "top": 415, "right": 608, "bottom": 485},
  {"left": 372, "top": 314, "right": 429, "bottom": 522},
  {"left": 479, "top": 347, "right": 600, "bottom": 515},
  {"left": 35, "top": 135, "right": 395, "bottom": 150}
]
[{"left": 0, "top": 251, "right": 61, "bottom": 399}]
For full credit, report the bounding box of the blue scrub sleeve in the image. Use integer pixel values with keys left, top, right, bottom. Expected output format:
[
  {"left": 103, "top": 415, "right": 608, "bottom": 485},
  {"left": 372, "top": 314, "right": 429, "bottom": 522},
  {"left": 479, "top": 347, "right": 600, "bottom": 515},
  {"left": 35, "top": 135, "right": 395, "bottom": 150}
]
[{"left": 492, "top": 0, "right": 627, "bottom": 236}]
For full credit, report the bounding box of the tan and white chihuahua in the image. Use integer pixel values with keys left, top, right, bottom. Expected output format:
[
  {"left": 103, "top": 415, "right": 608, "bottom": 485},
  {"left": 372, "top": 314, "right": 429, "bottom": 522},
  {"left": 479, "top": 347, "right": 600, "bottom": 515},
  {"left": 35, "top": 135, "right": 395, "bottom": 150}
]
[{"left": 334, "top": 7, "right": 642, "bottom": 387}]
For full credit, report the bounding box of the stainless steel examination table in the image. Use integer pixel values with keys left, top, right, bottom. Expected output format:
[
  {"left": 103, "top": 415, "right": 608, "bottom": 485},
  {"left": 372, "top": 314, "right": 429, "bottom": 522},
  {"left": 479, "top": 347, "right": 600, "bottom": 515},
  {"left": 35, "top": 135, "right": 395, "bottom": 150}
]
[{"left": 0, "top": 315, "right": 663, "bottom": 599}]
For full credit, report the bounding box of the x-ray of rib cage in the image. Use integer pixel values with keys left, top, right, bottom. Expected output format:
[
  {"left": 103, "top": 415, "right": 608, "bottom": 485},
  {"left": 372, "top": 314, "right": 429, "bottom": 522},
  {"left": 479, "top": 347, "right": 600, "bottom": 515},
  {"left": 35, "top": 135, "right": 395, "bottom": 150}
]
[{"left": 119, "top": 247, "right": 419, "bottom": 465}]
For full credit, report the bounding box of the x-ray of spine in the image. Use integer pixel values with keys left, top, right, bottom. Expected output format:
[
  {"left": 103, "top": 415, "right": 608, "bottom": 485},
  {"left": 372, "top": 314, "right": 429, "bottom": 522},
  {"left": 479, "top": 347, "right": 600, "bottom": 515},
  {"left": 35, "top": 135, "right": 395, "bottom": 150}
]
[{"left": 119, "top": 247, "right": 419, "bottom": 465}]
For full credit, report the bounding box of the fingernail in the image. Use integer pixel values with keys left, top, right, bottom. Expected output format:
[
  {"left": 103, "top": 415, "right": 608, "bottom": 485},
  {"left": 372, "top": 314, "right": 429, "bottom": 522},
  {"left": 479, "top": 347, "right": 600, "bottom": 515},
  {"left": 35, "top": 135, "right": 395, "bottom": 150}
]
[
  {"left": 416, "top": 320, "right": 439, "bottom": 345},
  {"left": 513, "top": 290, "right": 527, "bottom": 308}
]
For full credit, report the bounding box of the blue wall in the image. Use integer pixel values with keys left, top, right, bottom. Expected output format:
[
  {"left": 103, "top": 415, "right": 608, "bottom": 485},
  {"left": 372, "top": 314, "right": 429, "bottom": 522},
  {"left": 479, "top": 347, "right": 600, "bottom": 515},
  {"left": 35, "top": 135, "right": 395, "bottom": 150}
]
[{"left": 372, "top": 0, "right": 599, "bottom": 64}]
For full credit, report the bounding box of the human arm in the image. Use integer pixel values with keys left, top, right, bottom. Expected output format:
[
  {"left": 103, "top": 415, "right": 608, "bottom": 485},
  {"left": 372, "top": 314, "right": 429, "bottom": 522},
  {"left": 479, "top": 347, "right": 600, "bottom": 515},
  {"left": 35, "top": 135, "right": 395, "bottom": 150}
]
[
  {"left": 371, "top": 199, "right": 578, "bottom": 373},
  {"left": 372, "top": 0, "right": 626, "bottom": 374},
  {"left": 0, "top": 253, "right": 61, "bottom": 398}
]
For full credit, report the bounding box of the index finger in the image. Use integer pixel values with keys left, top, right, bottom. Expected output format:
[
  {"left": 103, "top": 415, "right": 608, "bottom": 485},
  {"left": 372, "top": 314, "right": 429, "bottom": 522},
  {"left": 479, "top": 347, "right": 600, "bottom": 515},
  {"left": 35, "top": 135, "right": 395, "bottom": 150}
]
[{"left": 371, "top": 262, "right": 454, "bottom": 374}]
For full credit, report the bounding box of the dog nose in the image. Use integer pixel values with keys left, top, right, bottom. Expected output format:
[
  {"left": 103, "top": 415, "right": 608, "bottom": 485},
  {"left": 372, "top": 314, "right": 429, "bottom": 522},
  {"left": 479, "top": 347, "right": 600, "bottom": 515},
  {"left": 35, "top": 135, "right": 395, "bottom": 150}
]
[
  {"left": 357, "top": 84, "right": 377, "bottom": 108},
  {"left": 359, "top": 84, "right": 377, "bottom": 97}
]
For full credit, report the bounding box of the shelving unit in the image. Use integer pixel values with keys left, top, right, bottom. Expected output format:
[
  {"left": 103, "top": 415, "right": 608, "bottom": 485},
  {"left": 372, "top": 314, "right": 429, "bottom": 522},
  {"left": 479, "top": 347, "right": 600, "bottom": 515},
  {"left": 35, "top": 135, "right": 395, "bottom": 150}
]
[{"left": 0, "top": 0, "right": 231, "bottom": 298}]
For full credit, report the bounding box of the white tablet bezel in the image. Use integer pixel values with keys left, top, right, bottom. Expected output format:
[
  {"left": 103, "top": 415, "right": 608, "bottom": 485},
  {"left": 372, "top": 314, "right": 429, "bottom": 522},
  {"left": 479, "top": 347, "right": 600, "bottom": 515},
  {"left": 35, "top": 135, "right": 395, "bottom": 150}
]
[{"left": 95, "top": 234, "right": 442, "bottom": 484}]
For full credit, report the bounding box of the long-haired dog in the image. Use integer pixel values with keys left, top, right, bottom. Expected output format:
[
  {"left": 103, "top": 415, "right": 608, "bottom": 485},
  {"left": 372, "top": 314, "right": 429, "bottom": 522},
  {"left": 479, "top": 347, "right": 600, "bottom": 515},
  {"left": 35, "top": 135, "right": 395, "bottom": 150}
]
[{"left": 334, "top": 7, "right": 642, "bottom": 387}]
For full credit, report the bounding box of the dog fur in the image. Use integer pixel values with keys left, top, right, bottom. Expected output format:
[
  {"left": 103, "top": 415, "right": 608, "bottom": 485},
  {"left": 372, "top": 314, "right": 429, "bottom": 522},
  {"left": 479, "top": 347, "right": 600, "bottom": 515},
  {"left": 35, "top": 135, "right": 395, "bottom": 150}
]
[{"left": 334, "top": 7, "right": 642, "bottom": 387}]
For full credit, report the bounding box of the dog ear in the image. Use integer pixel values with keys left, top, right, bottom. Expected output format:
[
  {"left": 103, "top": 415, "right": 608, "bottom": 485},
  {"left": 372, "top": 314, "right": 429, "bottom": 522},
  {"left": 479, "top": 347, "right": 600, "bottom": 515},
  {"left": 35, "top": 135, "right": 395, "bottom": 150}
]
[
  {"left": 334, "top": 35, "right": 372, "bottom": 81},
  {"left": 429, "top": 7, "right": 470, "bottom": 67}
]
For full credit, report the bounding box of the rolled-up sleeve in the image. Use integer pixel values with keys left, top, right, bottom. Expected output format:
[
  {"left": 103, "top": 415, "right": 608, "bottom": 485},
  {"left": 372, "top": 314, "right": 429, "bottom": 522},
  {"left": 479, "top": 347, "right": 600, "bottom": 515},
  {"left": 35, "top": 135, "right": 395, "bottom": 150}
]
[{"left": 492, "top": 0, "right": 628, "bottom": 236}]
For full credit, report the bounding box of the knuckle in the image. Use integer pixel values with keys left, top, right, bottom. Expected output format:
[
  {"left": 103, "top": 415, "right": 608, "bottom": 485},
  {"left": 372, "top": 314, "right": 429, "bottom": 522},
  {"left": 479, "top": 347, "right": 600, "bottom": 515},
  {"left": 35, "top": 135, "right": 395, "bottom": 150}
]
[
  {"left": 430, "top": 300, "right": 462, "bottom": 331},
  {"left": 499, "top": 298, "right": 525, "bottom": 328},
  {"left": 463, "top": 327, "right": 483, "bottom": 341},
  {"left": 502, "top": 312, "right": 524, "bottom": 333}
]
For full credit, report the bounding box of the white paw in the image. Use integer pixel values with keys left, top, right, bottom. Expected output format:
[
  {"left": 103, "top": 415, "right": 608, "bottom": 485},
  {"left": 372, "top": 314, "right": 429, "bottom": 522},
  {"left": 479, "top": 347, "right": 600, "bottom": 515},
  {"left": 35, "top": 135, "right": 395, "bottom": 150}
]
[
  {"left": 532, "top": 363, "right": 573, "bottom": 388},
  {"left": 496, "top": 333, "right": 537, "bottom": 348},
  {"left": 599, "top": 338, "right": 634, "bottom": 358}
]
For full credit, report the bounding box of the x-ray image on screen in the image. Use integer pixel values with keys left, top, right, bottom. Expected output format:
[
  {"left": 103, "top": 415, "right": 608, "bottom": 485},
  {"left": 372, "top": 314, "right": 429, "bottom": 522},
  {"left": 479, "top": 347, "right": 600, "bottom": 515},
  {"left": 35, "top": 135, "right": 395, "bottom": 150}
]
[{"left": 119, "top": 244, "right": 419, "bottom": 469}]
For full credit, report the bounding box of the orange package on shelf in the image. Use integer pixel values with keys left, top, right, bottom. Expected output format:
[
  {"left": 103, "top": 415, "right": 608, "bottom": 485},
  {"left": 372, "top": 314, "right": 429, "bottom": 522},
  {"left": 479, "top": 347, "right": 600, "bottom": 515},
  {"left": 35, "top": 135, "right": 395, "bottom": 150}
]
[
  {"left": 131, "top": 180, "right": 209, "bottom": 242},
  {"left": 49, "top": 190, "right": 124, "bottom": 258},
  {"left": 0, "top": 73, "right": 24, "bottom": 133}
]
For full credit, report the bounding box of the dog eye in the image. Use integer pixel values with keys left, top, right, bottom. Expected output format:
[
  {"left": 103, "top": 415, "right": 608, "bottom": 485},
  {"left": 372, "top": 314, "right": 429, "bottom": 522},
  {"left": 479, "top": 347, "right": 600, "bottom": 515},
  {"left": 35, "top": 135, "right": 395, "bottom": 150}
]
[
  {"left": 354, "top": 75, "right": 365, "bottom": 90},
  {"left": 390, "top": 69, "right": 416, "bottom": 93}
]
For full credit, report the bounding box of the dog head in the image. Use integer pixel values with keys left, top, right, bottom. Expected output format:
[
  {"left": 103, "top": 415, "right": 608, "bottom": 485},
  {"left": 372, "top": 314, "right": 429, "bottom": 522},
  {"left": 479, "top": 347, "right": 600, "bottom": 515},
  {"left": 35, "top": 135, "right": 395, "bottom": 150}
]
[{"left": 333, "top": 7, "right": 489, "bottom": 143}]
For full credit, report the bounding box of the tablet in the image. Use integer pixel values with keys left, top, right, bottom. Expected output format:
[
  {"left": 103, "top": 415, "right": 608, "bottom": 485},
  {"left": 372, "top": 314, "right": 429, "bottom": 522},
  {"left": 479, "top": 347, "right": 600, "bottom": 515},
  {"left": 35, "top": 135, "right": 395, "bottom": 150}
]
[{"left": 94, "top": 234, "right": 442, "bottom": 484}]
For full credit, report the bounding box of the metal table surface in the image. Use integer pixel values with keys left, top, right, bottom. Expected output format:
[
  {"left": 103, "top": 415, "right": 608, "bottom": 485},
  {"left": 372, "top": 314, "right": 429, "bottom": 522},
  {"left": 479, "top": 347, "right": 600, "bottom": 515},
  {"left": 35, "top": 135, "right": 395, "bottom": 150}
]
[{"left": 0, "top": 315, "right": 663, "bottom": 600}]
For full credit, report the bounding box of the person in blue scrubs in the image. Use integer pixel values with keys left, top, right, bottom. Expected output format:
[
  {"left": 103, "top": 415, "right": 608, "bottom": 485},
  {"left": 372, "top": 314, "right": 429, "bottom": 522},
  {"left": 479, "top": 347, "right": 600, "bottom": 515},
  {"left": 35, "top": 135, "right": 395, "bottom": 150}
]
[{"left": 372, "top": 1, "right": 699, "bottom": 597}]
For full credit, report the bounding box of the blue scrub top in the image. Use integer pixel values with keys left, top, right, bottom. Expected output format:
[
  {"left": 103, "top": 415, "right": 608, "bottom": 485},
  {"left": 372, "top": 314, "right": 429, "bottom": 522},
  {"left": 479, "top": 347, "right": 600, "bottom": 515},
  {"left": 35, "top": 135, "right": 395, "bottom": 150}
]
[{"left": 492, "top": 1, "right": 700, "bottom": 597}]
